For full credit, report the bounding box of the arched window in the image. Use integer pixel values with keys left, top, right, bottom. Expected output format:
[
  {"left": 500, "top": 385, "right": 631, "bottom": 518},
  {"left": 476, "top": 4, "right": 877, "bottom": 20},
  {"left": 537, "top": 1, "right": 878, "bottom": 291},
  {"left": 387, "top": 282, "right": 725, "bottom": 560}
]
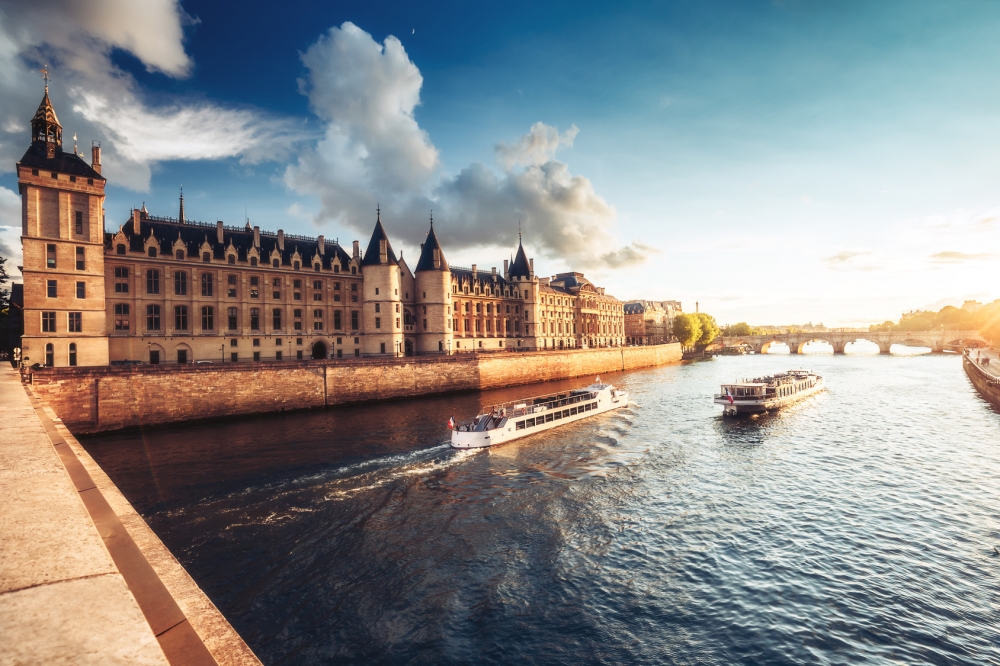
[
  {"left": 69, "top": 343, "right": 77, "bottom": 367},
  {"left": 45, "top": 343, "right": 54, "bottom": 366},
  {"left": 116, "top": 244, "right": 126, "bottom": 255},
  {"left": 250, "top": 256, "right": 257, "bottom": 267},
  {"left": 148, "top": 247, "right": 157, "bottom": 257}
]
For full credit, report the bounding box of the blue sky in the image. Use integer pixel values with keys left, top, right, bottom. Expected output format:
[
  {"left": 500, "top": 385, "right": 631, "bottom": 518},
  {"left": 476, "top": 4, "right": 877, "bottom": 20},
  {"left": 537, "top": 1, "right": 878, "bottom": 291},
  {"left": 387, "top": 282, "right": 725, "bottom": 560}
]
[{"left": 2, "top": 0, "right": 999, "bottom": 326}]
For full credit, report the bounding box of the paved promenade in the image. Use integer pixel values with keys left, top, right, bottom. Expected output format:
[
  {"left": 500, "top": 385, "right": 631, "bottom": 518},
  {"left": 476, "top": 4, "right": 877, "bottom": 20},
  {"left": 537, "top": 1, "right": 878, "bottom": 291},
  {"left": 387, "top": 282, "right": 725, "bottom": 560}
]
[{"left": 1, "top": 365, "right": 259, "bottom": 665}]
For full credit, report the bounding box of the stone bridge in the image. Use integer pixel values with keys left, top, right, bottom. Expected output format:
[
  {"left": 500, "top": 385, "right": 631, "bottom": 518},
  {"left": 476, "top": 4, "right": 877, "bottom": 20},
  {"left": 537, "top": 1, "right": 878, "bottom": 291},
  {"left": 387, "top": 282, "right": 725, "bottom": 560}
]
[{"left": 722, "top": 330, "right": 988, "bottom": 354}]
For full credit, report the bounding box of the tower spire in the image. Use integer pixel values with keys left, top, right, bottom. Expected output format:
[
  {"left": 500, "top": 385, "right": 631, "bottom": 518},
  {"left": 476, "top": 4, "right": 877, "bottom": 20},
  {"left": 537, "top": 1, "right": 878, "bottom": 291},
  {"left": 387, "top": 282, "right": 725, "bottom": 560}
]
[
  {"left": 179, "top": 185, "right": 186, "bottom": 224},
  {"left": 429, "top": 209, "right": 433, "bottom": 228},
  {"left": 31, "top": 68, "right": 62, "bottom": 159}
]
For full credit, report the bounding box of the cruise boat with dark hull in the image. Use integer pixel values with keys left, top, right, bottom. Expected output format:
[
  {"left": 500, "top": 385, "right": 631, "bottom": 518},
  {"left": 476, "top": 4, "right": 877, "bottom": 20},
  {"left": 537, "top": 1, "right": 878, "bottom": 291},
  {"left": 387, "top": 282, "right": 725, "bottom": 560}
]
[
  {"left": 450, "top": 378, "right": 629, "bottom": 449},
  {"left": 714, "top": 369, "right": 824, "bottom": 416}
]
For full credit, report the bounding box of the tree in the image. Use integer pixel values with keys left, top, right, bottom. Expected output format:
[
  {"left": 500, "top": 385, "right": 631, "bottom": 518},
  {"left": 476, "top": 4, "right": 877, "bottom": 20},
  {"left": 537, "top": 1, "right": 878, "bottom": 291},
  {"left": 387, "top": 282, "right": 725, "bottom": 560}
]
[
  {"left": 0, "top": 250, "right": 9, "bottom": 356},
  {"left": 695, "top": 312, "right": 720, "bottom": 349},
  {"left": 723, "top": 322, "right": 753, "bottom": 337},
  {"left": 673, "top": 313, "right": 701, "bottom": 349}
]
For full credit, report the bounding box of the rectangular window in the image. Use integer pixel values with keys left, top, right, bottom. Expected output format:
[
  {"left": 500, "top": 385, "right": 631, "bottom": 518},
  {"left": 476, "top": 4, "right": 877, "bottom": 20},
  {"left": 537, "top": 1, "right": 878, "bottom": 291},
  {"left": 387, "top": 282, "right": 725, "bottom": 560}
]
[
  {"left": 201, "top": 273, "right": 213, "bottom": 296},
  {"left": 47, "top": 244, "right": 56, "bottom": 269},
  {"left": 174, "top": 271, "right": 187, "bottom": 295},
  {"left": 297, "top": 350, "right": 303, "bottom": 360},
  {"left": 228, "top": 307, "right": 238, "bottom": 331},
  {"left": 253, "top": 351, "right": 261, "bottom": 362},
  {"left": 177, "top": 349, "right": 188, "bottom": 364},
  {"left": 380, "top": 343, "right": 386, "bottom": 354},
  {"left": 42, "top": 311, "right": 56, "bottom": 332},
  {"left": 114, "top": 267, "right": 129, "bottom": 293},
  {"left": 375, "top": 317, "right": 381, "bottom": 329},
  {"left": 273, "top": 308, "right": 282, "bottom": 330},
  {"left": 74, "top": 211, "right": 83, "bottom": 235},
  {"left": 250, "top": 276, "right": 259, "bottom": 286},
  {"left": 47, "top": 280, "right": 56, "bottom": 297},
  {"left": 526, "top": 418, "right": 536, "bottom": 428},
  {"left": 75, "top": 247, "right": 85, "bottom": 270},
  {"left": 275, "top": 351, "right": 282, "bottom": 361},
  {"left": 150, "top": 350, "right": 160, "bottom": 365},
  {"left": 352, "top": 311, "right": 359, "bottom": 330},
  {"left": 375, "top": 303, "right": 380, "bottom": 313},
  {"left": 250, "top": 308, "right": 260, "bottom": 330},
  {"left": 76, "top": 281, "right": 85, "bottom": 299},
  {"left": 334, "top": 310, "right": 342, "bottom": 330},
  {"left": 516, "top": 420, "right": 526, "bottom": 430},
  {"left": 146, "top": 269, "right": 160, "bottom": 294},
  {"left": 250, "top": 288, "right": 259, "bottom": 299},
  {"left": 313, "top": 280, "right": 322, "bottom": 289},
  {"left": 114, "top": 304, "right": 129, "bottom": 331},
  {"left": 67, "top": 312, "right": 82, "bottom": 333},
  {"left": 175, "top": 305, "right": 188, "bottom": 331},
  {"left": 146, "top": 305, "right": 161, "bottom": 331},
  {"left": 202, "top": 306, "right": 214, "bottom": 331},
  {"left": 231, "top": 352, "right": 238, "bottom": 363}
]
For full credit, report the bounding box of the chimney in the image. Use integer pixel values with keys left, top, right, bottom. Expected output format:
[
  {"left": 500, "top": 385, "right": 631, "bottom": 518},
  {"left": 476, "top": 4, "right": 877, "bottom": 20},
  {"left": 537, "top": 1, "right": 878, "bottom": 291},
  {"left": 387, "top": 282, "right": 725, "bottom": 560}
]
[
  {"left": 353, "top": 240, "right": 360, "bottom": 258},
  {"left": 91, "top": 141, "right": 101, "bottom": 175},
  {"left": 216, "top": 220, "right": 224, "bottom": 244},
  {"left": 471, "top": 264, "right": 477, "bottom": 281},
  {"left": 504, "top": 259, "right": 509, "bottom": 279},
  {"left": 529, "top": 258, "right": 534, "bottom": 278},
  {"left": 317, "top": 235, "right": 325, "bottom": 255},
  {"left": 491, "top": 266, "right": 496, "bottom": 279},
  {"left": 253, "top": 225, "right": 260, "bottom": 247},
  {"left": 132, "top": 209, "right": 141, "bottom": 236},
  {"left": 277, "top": 229, "right": 284, "bottom": 251}
]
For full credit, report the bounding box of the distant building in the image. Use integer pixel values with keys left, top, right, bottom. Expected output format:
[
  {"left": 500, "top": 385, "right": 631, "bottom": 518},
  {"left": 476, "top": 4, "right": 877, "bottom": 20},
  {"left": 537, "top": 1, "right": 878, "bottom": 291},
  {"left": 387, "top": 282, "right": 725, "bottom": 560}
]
[
  {"left": 962, "top": 300, "right": 982, "bottom": 312},
  {"left": 14, "top": 83, "right": 625, "bottom": 366},
  {"left": 624, "top": 300, "right": 680, "bottom": 345}
]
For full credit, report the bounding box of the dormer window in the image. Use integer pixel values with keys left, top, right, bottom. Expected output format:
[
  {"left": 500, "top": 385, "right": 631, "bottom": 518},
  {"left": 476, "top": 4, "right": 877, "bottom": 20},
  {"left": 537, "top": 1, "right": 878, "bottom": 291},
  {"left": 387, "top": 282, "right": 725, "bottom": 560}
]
[
  {"left": 175, "top": 250, "right": 184, "bottom": 260},
  {"left": 117, "top": 244, "right": 126, "bottom": 255},
  {"left": 314, "top": 263, "right": 320, "bottom": 272},
  {"left": 333, "top": 264, "right": 340, "bottom": 273},
  {"left": 202, "top": 252, "right": 211, "bottom": 262},
  {"left": 228, "top": 255, "right": 236, "bottom": 265},
  {"left": 148, "top": 247, "right": 157, "bottom": 258},
  {"left": 272, "top": 259, "right": 279, "bottom": 268},
  {"left": 351, "top": 266, "right": 356, "bottom": 274},
  {"left": 294, "top": 261, "right": 300, "bottom": 270},
  {"left": 250, "top": 257, "right": 257, "bottom": 266}
]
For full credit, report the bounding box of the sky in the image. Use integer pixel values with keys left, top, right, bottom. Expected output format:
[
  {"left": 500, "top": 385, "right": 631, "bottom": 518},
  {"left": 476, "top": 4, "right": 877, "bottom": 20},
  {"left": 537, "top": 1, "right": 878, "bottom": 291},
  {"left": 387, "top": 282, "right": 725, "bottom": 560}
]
[{"left": 1, "top": 0, "right": 999, "bottom": 327}]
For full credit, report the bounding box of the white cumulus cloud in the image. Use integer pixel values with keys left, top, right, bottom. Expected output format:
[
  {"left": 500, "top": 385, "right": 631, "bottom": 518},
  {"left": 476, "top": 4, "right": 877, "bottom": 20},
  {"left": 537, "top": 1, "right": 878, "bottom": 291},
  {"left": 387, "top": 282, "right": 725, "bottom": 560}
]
[{"left": 285, "top": 22, "right": 651, "bottom": 269}]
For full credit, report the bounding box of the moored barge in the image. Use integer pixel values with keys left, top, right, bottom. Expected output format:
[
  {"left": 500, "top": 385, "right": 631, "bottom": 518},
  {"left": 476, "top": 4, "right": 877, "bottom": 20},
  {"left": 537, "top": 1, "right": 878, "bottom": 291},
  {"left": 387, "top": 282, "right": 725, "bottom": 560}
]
[
  {"left": 714, "top": 369, "right": 824, "bottom": 416},
  {"left": 450, "top": 378, "right": 629, "bottom": 449}
]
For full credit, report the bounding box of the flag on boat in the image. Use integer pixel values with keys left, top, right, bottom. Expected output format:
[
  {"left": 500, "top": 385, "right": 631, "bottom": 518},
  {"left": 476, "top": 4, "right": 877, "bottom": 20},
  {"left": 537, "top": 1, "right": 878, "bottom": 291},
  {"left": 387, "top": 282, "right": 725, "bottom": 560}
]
[
  {"left": 447, "top": 416, "right": 455, "bottom": 430},
  {"left": 725, "top": 389, "right": 734, "bottom": 405}
]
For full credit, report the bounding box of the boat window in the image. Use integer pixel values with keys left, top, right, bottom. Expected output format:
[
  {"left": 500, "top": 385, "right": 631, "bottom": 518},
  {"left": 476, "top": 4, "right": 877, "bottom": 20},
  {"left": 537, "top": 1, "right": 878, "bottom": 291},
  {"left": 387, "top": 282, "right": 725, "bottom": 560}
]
[
  {"left": 554, "top": 411, "right": 562, "bottom": 419},
  {"left": 516, "top": 421, "right": 525, "bottom": 430},
  {"left": 526, "top": 418, "right": 536, "bottom": 427},
  {"left": 563, "top": 409, "right": 570, "bottom": 417},
  {"left": 570, "top": 407, "right": 578, "bottom": 415},
  {"left": 545, "top": 413, "right": 554, "bottom": 422}
]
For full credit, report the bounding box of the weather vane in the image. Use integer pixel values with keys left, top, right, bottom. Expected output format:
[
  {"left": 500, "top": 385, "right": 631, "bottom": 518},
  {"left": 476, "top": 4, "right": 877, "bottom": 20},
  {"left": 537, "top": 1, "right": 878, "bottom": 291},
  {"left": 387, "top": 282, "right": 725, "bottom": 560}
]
[{"left": 39, "top": 65, "right": 50, "bottom": 91}]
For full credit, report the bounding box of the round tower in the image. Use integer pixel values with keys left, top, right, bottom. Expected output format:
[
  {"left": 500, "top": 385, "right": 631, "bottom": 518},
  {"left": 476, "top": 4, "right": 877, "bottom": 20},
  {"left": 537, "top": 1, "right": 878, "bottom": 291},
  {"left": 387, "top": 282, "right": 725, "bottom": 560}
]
[
  {"left": 414, "top": 220, "right": 453, "bottom": 354},
  {"left": 360, "top": 210, "right": 403, "bottom": 356},
  {"left": 507, "top": 236, "right": 539, "bottom": 350}
]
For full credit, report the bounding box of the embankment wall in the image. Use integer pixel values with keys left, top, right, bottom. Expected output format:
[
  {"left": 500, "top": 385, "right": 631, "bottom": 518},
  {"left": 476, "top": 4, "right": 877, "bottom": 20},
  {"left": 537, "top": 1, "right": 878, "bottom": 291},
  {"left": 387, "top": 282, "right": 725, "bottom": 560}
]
[
  {"left": 964, "top": 355, "right": 1000, "bottom": 409},
  {"left": 29, "top": 344, "right": 681, "bottom": 433}
]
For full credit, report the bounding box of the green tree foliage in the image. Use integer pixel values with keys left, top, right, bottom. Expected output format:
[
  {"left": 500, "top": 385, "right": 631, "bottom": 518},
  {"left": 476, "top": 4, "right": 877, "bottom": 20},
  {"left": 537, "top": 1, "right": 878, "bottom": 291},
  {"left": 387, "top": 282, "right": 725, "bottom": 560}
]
[
  {"left": 869, "top": 301, "right": 1000, "bottom": 342},
  {"left": 695, "top": 312, "right": 720, "bottom": 349},
  {"left": 673, "top": 313, "right": 701, "bottom": 349},
  {"left": 722, "top": 322, "right": 753, "bottom": 336},
  {"left": 0, "top": 250, "right": 8, "bottom": 314}
]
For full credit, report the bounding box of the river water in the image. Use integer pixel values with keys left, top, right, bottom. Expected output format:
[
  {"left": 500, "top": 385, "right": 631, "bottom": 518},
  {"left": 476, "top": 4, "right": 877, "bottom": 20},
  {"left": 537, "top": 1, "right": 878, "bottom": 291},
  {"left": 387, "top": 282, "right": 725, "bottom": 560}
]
[{"left": 82, "top": 354, "right": 1000, "bottom": 665}]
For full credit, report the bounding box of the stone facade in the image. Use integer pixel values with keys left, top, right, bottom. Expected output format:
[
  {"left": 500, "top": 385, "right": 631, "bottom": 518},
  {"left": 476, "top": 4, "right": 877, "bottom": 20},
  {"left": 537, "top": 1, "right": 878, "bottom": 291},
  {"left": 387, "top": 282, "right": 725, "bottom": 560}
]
[
  {"left": 624, "top": 300, "right": 682, "bottom": 345},
  {"left": 16, "top": 86, "right": 625, "bottom": 367}
]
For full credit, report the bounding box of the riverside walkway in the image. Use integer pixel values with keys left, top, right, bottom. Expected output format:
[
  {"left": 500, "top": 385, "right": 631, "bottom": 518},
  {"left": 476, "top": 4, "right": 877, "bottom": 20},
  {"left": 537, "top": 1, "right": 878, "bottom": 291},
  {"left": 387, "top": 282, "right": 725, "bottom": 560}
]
[{"left": 0, "top": 365, "right": 257, "bottom": 665}]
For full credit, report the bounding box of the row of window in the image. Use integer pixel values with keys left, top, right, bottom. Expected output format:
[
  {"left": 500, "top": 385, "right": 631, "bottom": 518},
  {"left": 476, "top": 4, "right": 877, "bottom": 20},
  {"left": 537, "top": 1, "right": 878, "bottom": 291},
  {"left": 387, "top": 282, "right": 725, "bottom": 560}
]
[
  {"left": 514, "top": 401, "right": 598, "bottom": 430},
  {"left": 454, "top": 301, "right": 521, "bottom": 315},
  {"left": 110, "top": 268, "right": 361, "bottom": 302},
  {"left": 42, "top": 342, "right": 78, "bottom": 367},
  {"left": 453, "top": 318, "right": 522, "bottom": 333},
  {"left": 41, "top": 312, "right": 82, "bottom": 333},
  {"left": 30, "top": 168, "right": 95, "bottom": 186},
  {"left": 114, "top": 244, "right": 358, "bottom": 274},
  {"left": 111, "top": 305, "right": 362, "bottom": 333},
  {"left": 45, "top": 244, "right": 87, "bottom": 270}
]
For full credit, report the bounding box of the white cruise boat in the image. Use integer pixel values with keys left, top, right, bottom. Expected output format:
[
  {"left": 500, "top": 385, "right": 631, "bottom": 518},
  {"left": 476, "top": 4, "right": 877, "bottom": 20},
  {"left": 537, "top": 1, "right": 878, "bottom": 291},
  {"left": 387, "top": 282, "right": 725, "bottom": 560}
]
[
  {"left": 450, "top": 378, "right": 629, "bottom": 449},
  {"left": 714, "top": 369, "right": 824, "bottom": 416}
]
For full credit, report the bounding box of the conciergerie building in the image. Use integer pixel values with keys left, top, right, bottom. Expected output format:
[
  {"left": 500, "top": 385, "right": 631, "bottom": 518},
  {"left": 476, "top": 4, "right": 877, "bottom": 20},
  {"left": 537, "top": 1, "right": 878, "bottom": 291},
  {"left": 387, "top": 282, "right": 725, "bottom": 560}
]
[{"left": 16, "top": 84, "right": 625, "bottom": 367}]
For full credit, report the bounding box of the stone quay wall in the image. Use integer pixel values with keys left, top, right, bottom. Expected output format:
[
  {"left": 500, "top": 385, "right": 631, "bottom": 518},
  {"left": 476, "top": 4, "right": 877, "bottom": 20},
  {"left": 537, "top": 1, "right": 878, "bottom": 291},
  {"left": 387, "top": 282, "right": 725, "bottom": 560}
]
[
  {"left": 29, "top": 344, "right": 681, "bottom": 434},
  {"left": 964, "top": 355, "right": 1000, "bottom": 409}
]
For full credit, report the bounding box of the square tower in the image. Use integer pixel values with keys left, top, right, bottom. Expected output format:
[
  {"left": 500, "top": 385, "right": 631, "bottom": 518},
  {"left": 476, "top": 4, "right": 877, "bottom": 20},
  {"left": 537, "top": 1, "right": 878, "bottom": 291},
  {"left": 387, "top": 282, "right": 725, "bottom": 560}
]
[{"left": 18, "top": 83, "right": 109, "bottom": 367}]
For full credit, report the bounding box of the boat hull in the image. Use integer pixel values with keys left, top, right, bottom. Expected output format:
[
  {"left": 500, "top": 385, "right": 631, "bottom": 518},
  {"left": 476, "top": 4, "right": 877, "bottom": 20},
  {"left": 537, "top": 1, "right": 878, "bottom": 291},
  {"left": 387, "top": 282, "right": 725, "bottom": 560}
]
[
  {"left": 451, "top": 387, "right": 629, "bottom": 449},
  {"left": 714, "top": 378, "right": 824, "bottom": 415}
]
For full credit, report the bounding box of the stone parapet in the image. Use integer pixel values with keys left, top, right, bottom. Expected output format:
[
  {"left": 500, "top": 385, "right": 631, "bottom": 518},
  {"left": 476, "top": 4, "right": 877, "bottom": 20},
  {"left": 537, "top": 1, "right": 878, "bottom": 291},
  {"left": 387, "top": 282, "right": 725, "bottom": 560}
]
[{"left": 29, "top": 344, "right": 682, "bottom": 434}]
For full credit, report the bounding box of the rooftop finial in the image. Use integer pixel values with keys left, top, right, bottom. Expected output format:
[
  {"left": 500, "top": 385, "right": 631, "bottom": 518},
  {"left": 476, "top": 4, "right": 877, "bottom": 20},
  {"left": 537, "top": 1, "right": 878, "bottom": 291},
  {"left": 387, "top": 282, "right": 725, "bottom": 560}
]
[
  {"left": 518, "top": 219, "right": 522, "bottom": 244},
  {"left": 376, "top": 202, "right": 381, "bottom": 221},
  {"left": 73, "top": 132, "right": 77, "bottom": 154},
  {"left": 429, "top": 209, "right": 433, "bottom": 228},
  {"left": 39, "top": 66, "right": 50, "bottom": 93},
  {"left": 179, "top": 185, "right": 185, "bottom": 224}
]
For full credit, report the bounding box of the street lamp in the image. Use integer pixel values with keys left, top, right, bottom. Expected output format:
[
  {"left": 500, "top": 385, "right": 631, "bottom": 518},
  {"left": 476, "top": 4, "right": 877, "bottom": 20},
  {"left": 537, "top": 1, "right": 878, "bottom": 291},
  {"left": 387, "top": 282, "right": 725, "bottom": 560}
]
[{"left": 221, "top": 344, "right": 225, "bottom": 363}]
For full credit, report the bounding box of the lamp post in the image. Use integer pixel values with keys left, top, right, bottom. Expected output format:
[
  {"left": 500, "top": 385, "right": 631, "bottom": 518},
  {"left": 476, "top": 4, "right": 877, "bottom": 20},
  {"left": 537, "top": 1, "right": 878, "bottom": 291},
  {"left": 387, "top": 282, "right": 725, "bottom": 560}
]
[{"left": 221, "top": 344, "right": 225, "bottom": 363}]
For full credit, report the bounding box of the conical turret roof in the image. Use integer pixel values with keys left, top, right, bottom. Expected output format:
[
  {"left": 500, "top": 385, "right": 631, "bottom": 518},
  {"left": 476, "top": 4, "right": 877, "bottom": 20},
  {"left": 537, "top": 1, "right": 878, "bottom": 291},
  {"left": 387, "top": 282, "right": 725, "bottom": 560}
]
[
  {"left": 32, "top": 87, "right": 61, "bottom": 128},
  {"left": 508, "top": 237, "right": 531, "bottom": 278},
  {"left": 360, "top": 210, "right": 399, "bottom": 266},
  {"left": 415, "top": 223, "right": 449, "bottom": 272}
]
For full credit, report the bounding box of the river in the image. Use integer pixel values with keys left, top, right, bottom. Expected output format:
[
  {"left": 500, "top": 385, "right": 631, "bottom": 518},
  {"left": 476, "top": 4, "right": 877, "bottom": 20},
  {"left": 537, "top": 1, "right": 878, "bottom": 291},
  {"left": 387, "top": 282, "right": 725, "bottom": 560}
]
[{"left": 82, "top": 354, "right": 1000, "bottom": 665}]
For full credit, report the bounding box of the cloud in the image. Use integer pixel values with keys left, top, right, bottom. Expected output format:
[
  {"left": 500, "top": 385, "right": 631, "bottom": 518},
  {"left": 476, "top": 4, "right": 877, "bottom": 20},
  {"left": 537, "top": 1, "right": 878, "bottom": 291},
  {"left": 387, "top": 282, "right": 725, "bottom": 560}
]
[
  {"left": 0, "top": 0, "right": 306, "bottom": 191},
  {"left": 495, "top": 122, "right": 578, "bottom": 170},
  {"left": 929, "top": 251, "right": 997, "bottom": 264},
  {"left": 285, "top": 22, "right": 650, "bottom": 269},
  {"left": 0, "top": 186, "right": 22, "bottom": 280}
]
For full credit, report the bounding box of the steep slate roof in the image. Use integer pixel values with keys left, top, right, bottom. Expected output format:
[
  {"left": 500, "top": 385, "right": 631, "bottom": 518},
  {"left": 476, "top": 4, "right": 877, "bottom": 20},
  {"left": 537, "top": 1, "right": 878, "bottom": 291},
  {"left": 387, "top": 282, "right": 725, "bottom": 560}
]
[
  {"left": 414, "top": 224, "right": 449, "bottom": 272},
  {"left": 508, "top": 239, "right": 531, "bottom": 278},
  {"left": 18, "top": 147, "right": 104, "bottom": 180},
  {"left": 32, "top": 88, "right": 60, "bottom": 127},
  {"left": 450, "top": 267, "right": 510, "bottom": 291},
  {"left": 360, "top": 213, "right": 399, "bottom": 267},
  {"left": 105, "top": 213, "right": 352, "bottom": 269}
]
